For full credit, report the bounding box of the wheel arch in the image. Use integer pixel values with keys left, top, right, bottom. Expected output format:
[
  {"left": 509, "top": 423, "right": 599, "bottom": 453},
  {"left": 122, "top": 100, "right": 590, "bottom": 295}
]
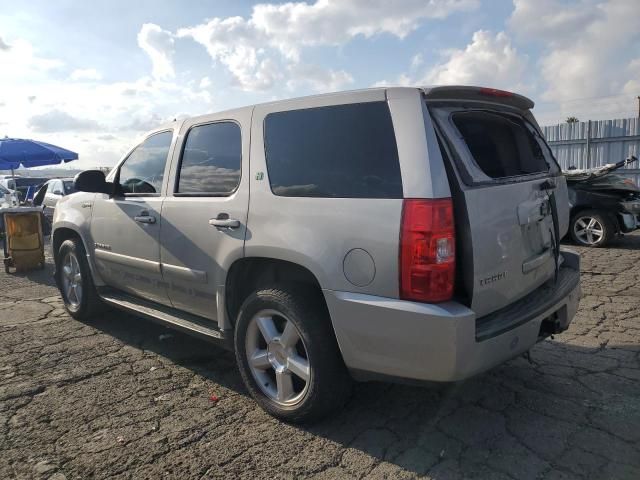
[
  {"left": 52, "top": 226, "right": 102, "bottom": 285},
  {"left": 225, "top": 257, "right": 325, "bottom": 326}
]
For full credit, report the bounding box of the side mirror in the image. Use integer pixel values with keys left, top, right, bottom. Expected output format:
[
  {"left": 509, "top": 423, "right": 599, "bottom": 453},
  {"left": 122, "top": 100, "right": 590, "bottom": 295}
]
[
  {"left": 74, "top": 170, "right": 110, "bottom": 194},
  {"left": 53, "top": 190, "right": 63, "bottom": 196}
]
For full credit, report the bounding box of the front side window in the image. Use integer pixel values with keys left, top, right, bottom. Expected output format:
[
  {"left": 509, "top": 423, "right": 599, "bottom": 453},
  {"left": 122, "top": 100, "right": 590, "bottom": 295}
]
[
  {"left": 264, "top": 102, "right": 403, "bottom": 198},
  {"left": 176, "top": 122, "right": 241, "bottom": 195},
  {"left": 51, "top": 180, "right": 63, "bottom": 194},
  {"left": 118, "top": 131, "right": 173, "bottom": 194}
]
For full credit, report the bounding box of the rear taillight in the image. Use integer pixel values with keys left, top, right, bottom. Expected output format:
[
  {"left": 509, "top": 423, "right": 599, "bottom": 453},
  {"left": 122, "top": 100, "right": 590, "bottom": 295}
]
[{"left": 399, "top": 198, "right": 455, "bottom": 303}]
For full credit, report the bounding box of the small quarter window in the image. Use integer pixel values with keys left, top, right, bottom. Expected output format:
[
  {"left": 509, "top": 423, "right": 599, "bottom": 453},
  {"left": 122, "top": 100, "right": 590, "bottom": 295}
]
[{"left": 176, "top": 122, "right": 241, "bottom": 195}]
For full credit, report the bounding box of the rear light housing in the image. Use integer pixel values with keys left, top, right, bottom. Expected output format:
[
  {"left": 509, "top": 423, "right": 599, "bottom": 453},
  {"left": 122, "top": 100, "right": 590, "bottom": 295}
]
[
  {"left": 479, "top": 87, "right": 514, "bottom": 98},
  {"left": 399, "top": 198, "right": 455, "bottom": 303}
]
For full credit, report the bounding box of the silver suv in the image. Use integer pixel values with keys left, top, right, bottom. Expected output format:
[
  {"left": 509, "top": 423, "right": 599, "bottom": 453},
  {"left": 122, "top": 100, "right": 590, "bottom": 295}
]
[{"left": 52, "top": 86, "right": 581, "bottom": 422}]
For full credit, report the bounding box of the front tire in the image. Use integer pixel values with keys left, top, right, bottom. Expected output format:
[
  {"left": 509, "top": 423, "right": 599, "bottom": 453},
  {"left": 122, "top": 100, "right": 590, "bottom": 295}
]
[
  {"left": 56, "top": 238, "right": 103, "bottom": 320},
  {"left": 570, "top": 210, "right": 615, "bottom": 247},
  {"left": 234, "top": 285, "right": 352, "bottom": 423}
]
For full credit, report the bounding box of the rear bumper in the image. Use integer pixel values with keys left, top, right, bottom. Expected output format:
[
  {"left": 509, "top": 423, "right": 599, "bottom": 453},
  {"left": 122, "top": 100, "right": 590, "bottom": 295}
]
[{"left": 323, "top": 249, "right": 581, "bottom": 383}]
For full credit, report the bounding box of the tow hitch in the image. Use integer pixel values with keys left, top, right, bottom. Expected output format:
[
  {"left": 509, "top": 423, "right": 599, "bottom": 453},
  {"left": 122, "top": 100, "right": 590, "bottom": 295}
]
[{"left": 538, "top": 308, "right": 569, "bottom": 339}]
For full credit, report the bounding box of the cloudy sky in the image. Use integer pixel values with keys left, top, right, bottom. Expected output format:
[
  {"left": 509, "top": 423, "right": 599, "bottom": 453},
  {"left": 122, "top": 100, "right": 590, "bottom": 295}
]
[{"left": 1, "top": 0, "right": 639, "bottom": 169}]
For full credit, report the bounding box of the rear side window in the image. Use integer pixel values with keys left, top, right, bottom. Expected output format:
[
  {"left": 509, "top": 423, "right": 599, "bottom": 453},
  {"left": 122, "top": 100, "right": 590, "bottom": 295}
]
[
  {"left": 264, "top": 102, "right": 402, "bottom": 198},
  {"left": 176, "top": 122, "right": 241, "bottom": 195},
  {"left": 452, "top": 112, "right": 549, "bottom": 179}
]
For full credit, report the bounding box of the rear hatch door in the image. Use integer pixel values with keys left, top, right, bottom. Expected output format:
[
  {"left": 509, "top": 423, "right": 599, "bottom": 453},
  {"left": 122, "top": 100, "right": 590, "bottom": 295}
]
[{"left": 426, "top": 87, "right": 569, "bottom": 317}]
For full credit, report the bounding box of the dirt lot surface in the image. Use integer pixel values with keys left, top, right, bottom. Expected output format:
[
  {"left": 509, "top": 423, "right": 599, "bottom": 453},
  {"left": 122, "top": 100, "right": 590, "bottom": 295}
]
[{"left": 1, "top": 238, "right": 639, "bottom": 480}]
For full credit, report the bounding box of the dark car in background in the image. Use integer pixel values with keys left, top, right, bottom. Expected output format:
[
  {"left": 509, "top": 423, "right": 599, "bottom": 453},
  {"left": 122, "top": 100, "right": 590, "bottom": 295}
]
[{"left": 566, "top": 156, "right": 640, "bottom": 247}]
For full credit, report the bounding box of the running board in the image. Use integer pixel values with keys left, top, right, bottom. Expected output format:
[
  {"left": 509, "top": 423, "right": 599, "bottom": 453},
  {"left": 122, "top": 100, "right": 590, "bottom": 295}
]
[{"left": 97, "top": 288, "right": 233, "bottom": 349}]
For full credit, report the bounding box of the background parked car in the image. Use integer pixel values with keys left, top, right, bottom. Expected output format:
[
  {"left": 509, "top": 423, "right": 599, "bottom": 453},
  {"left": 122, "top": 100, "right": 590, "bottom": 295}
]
[
  {"left": 565, "top": 156, "right": 640, "bottom": 247},
  {"left": 33, "top": 178, "right": 76, "bottom": 221}
]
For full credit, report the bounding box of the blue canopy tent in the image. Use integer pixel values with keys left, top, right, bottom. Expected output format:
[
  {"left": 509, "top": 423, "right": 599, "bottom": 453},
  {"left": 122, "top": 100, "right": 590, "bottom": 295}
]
[
  {"left": 0, "top": 137, "right": 78, "bottom": 203},
  {"left": 0, "top": 137, "right": 78, "bottom": 168}
]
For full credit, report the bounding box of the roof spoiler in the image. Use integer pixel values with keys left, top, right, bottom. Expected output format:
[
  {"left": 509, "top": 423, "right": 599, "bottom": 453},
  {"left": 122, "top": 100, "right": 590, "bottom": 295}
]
[{"left": 422, "top": 86, "right": 535, "bottom": 111}]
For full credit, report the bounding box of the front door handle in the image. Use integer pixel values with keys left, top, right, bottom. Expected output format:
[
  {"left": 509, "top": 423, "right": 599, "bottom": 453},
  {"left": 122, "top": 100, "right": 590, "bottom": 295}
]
[
  {"left": 209, "top": 217, "right": 240, "bottom": 229},
  {"left": 134, "top": 215, "right": 156, "bottom": 224}
]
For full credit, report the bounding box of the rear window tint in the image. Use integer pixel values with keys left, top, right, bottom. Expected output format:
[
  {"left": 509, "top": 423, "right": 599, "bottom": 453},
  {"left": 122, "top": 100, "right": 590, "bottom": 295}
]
[
  {"left": 176, "top": 122, "right": 241, "bottom": 195},
  {"left": 264, "top": 102, "right": 402, "bottom": 198},
  {"left": 452, "top": 112, "right": 549, "bottom": 179}
]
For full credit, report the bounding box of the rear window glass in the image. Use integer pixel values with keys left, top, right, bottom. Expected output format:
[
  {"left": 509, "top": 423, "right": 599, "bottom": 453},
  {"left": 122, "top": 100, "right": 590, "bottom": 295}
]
[
  {"left": 452, "top": 112, "right": 549, "bottom": 179},
  {"left": 264, "top": 102, "right": 402, "bottom": 198}
]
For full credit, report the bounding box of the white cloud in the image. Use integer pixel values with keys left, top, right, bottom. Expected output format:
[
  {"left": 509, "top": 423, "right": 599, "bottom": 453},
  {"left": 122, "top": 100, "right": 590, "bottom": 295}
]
[
  {"left": 509, "top": 0, "right": 640, "bottom": 103},
  {"left": 250, "top": 0, "right": 479, "bottom": 60},
  {"left": 371, "top": 74, "right": 413, "bottom": 88},
  {"left": 69, "top": 68, "right": 102, "bottom": 81},
  {"left": 509, "top": 0, "right": 603, "bottom": 42},
  {"left": 28, "top": 110, "right": 102, "bottom": 133},
  {"left": 0, "top": 37, "right": 63, "bottom": 81},
  {"left": 177, "top": 16, "right": 277, "bottom": 91},
  {"left": 137, "top": 23, "right": 175, "bottom": 79},
  {"left": 423, "top": 30, "right": 528, "bottom": 90},
  {"left": 177, "top": 0, "right": 478, "bottom": 91},
  {"left": 374, "top": 30, "right": 529, "bottom": 92},
  {"left": 1, "top": 71, "right": 214, "bottom": 167},
  {"left": 623, "top": 58, "right": 640, "bottom": 94},
  {"left": 0, "top": 35, "right": 10, "bottom": 51},
  {"left": 286, "top": 64, "right": 354, "bottom": 92},
  {"left": 410, "top": 53, "right": 424, "bottom": 70}
]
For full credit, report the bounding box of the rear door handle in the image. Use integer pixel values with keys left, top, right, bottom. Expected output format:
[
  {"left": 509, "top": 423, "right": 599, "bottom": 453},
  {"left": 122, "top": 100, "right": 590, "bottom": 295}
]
[
  {"left": 134, "top": 214, "right": 156, "bottom": 224},
  {"left": 209, "top": 217, "right": 240, "bottom": 229}
]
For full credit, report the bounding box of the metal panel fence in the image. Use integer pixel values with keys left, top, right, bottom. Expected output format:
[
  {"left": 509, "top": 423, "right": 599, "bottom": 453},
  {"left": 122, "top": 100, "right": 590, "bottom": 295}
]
[{"left": 542, "top": 117, "right": 640, "bottom": 184}]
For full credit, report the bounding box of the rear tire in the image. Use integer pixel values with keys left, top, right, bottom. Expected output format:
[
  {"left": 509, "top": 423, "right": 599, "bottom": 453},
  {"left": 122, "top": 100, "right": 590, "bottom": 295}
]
[
  {"left": 234, "top": 284, "right": 352, "bottom": 423},
  {"left": 56, "top": 238, "right": 103, "bottom": 320},
  {"left": 570, "top": 209, "right": 615, "bottom": 247}
]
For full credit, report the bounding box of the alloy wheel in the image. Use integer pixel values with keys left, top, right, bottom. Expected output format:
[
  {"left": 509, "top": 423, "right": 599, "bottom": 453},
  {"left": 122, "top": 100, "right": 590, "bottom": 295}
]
[
  {"left": 245, "top": 309, "right": 311, "bottom": 406},
  {"left": 573, "top": 216, "right": 605, "bottom": 245},
  {"left": 61, "top": 251, "right": 83, "bottom": 308}
]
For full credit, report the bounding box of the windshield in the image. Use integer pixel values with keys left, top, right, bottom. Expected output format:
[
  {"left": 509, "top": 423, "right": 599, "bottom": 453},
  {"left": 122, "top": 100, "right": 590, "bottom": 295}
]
[
  {"left": 0, "top": 184, "right": 8, "bottom": 194},
  {"left": 63, "top": 180, "right": 76, "bottom": 194}
]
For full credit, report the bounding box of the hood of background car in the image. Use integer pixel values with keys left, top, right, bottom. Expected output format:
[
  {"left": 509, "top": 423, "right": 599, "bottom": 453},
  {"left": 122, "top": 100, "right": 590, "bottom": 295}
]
[{"left": 570, "top": 174, "right": 640, "bottom": 195}]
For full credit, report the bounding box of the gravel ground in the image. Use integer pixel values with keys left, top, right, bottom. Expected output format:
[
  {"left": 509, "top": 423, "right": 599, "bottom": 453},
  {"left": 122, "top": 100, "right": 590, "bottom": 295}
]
[{"left": 0, "top": 237, "right": 639, "bottom": 480}]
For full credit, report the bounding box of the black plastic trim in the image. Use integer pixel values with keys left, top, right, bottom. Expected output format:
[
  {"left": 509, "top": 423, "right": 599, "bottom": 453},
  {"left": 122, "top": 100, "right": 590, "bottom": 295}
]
[{"left": 475, "top": 264, "right": 580, "bottom": 341}]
